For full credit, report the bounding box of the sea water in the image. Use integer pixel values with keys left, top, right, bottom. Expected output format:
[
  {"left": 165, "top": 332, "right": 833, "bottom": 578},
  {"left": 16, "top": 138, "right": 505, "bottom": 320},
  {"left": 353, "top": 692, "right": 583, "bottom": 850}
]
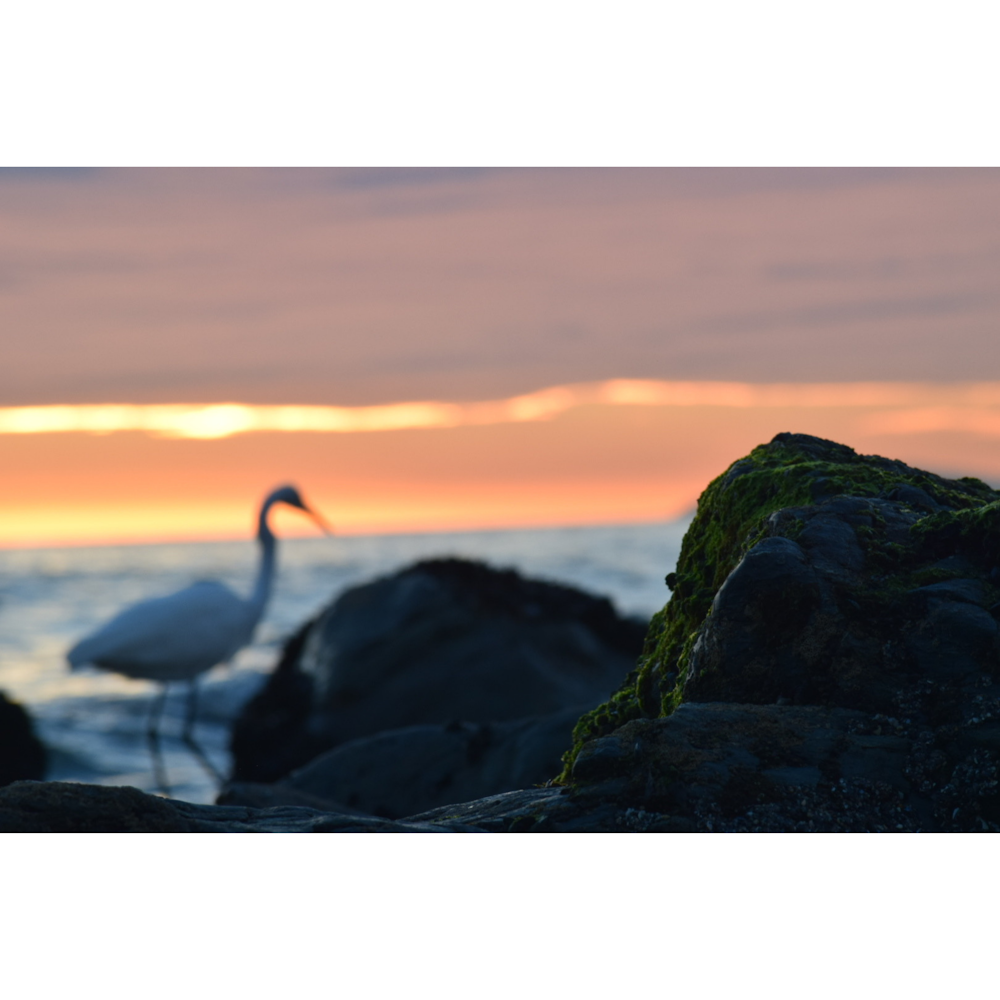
[{"left": 0, "top": 518, "right": 692, "bottom": 804}]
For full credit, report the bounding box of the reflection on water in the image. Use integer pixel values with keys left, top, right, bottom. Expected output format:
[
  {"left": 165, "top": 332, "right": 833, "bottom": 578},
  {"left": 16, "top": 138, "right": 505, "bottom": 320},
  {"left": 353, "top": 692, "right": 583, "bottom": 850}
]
[{"left": 0, "top": 518, "right": 691, "bottom": 803}]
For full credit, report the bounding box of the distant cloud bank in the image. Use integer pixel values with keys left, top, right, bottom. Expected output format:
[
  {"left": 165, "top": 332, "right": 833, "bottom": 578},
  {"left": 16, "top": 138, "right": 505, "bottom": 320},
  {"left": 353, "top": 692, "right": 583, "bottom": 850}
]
[{"left": 3, "top": 379, "right": 1000, "bottom": 440}]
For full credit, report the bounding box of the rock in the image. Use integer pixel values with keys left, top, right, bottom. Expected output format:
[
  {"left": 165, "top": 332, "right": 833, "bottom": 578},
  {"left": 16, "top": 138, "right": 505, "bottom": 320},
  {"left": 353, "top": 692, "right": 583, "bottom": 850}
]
[
  {"left": 525, "top": 431, "right": 1000, "bottom": 831},
  {"left": 0, "top": 781, "right": 486, "bottom": 833},
  {"left": 403, "top": 702, "right": 992, "bottom": 832},
  {"left": 230, "top": 558, "right": 645, "bottom": 782},
  {"left": 0, "top": 691, "right": 47, "bottom": 787},
  {"left": 216, "top": 781, "right": 361, "bottom": 813},
  {"left": 685, "top": 535, "right": 824, "bottom": 705},
  {"left": 405, "top": 787, "right": 576, "bottom": 833},
  {"left": 227, "top": 624, "right": 318, "bottom": 784},
  {"left": 903, "top": 597, "right": 999, "bottom": 684},
  {"left": 566, "top": 432, "right": 1000, "bottom": 763},
  {"left": 223, "top": 705, "right": 585, "bottom": 819},
  {"left": 569, "top": 704, "right": 920, "bottom": 831}
]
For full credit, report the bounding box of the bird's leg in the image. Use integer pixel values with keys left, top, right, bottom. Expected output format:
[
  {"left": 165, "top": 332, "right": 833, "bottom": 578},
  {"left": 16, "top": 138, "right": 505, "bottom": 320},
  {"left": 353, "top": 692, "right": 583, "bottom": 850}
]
[
  {"left": 147, "top": 685, "right": 171, "bottom": 797},
  {"left": 182, "top": 679, "right": 225, "bottom": 786}
]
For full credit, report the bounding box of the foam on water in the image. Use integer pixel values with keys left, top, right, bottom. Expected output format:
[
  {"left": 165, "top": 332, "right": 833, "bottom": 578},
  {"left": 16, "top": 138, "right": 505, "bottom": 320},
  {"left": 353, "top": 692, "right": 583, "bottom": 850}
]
[{"left": 0, "top": 518, "right": 691, "bottom": 803}]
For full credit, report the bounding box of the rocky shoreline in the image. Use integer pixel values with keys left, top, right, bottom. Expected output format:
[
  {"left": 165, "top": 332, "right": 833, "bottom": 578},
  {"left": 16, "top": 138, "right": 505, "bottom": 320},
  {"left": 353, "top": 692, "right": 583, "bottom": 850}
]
[{"left": 5, "top": 432, "right": 1000, "bottom": 832}]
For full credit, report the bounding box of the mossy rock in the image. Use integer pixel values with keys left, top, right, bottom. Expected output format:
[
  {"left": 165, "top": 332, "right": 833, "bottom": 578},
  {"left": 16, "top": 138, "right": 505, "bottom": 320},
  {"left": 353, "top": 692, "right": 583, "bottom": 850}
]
[{"left": 558, "top": 432, "right": 1000, "bottom": 781}]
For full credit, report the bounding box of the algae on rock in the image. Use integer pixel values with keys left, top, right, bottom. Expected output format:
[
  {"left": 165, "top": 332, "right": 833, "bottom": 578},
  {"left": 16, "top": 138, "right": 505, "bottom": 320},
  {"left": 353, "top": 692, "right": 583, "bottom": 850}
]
[{"left": 560, "top": 432, "right": 1000, "bottom": 779}]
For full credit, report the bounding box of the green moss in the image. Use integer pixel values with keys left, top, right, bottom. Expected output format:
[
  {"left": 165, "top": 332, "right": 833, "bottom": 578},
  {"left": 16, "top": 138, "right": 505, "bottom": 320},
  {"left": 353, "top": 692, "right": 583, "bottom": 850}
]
[
  {"left": 556, "top": 433, "right": 1000, "bottom": 783},
  {"left": 911, "top": 501, "right": 1000, "bottom": 567}
]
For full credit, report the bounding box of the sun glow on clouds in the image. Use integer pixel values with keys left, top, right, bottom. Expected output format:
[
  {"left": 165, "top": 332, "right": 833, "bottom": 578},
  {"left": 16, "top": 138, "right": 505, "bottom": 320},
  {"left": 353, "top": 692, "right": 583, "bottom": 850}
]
[
  {"left": 5, "top": 380, "right": 1000, "bottom": 440},
  {"left": 0, "top": 389, "right": 578, "bottom": 439}
]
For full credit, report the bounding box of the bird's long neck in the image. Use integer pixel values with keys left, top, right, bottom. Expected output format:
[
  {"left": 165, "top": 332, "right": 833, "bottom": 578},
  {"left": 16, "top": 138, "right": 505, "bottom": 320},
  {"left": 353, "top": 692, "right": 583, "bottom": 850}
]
[{"left": 249, "top": 498, "right": 279, "bottom": 621}]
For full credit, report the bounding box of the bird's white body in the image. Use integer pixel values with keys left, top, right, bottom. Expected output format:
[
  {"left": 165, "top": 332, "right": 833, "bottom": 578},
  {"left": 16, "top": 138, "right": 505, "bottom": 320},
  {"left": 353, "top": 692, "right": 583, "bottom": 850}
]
[
  {"left": 66, "top": 484, "right": 329, "bottom": 793},
  {"left": 68, "top": 580, "right": 258, "bottom": 682}
]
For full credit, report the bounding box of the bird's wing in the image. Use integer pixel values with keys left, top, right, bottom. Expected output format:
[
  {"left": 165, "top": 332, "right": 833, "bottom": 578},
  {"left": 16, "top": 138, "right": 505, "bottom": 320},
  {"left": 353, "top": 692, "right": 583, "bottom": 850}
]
[{"left": 68, "top": 581, "right": 257, "bottom": 680}]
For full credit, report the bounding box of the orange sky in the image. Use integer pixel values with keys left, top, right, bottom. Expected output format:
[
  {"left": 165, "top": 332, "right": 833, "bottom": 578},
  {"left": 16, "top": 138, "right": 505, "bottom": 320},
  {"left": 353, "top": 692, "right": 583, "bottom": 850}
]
[
  {"left": 1, "top": 169, "right": 999, "bottom": 546},
  {"left": 4, "top": 381, "right": 1000, "bottom": 547}
]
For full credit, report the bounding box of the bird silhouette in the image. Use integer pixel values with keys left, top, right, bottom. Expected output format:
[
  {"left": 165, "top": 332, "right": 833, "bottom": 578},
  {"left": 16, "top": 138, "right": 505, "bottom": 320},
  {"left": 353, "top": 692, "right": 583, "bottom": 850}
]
[{"left": 67, "top": 484, "right": 330, "bottom": 796}]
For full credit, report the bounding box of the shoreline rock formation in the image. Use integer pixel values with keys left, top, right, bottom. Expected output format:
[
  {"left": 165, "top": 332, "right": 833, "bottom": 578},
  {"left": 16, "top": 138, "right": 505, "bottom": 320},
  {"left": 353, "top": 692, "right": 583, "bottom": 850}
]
[
  {"left": 227, "top": 557, "right": 645, "bottom": 811},
  {"left": 0, "top": 780, "right": 487, "bottom": 832},
  {"left": 6, "top": 432, "right": 1000, "bottom": 832},
  {"left": 564, "top": 432, "right": 1000, "bottom": 765},
  {"left": 551, "top": 432, "right": 1000, "bottom": 831},
  {"left": 221, "top": 705, "right": 586, "bottom": 819}
]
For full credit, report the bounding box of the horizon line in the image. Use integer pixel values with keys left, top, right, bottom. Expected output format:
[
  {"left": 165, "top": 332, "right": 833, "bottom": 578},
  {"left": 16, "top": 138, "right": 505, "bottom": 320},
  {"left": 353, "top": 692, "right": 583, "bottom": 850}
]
[{"left": 0, "top": 509, "right": 699, "bottom": 553}]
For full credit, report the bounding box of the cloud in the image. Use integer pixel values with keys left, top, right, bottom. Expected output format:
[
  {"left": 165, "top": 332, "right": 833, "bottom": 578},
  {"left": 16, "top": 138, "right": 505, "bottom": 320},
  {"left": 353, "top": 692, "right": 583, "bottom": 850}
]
[
  {"left": 331, "top": 168, "right": 502, "bottom": 190},
  {"left": 0, "top": 168, "right": 100, "bottom": 182},
  {"left": 3, "top": 379, "right": 999, "bottom": 440},
  {"left": 862, "top": 406, "right": 1000, "bottom": 438}
]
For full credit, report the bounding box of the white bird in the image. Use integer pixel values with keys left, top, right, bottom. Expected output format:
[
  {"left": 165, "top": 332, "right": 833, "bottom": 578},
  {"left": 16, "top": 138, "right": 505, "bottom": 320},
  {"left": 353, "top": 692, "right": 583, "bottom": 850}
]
[{"left": 67, "top": 484, "right": 330, "bottom": 796}]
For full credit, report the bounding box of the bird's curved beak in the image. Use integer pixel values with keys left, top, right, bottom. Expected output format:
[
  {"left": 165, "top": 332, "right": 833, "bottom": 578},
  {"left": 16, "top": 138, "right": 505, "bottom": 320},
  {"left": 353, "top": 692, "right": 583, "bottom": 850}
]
[{"left": 303, "top": 504, "right": 334, "bottom": 535}]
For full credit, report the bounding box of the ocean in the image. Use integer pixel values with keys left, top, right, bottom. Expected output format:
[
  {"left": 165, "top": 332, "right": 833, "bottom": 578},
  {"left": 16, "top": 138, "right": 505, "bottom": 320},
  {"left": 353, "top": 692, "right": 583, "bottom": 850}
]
[{"left": 0, "top": 517, "right": 691, "bottom": 804}]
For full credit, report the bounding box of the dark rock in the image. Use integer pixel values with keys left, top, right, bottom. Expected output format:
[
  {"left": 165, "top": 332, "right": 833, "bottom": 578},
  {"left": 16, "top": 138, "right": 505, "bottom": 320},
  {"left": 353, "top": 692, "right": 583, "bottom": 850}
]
[
  {"left": 679, "top": 491, "right": 999, "bottom": 711},
  {"left": 231, "top": 558, "right": 644, "bottom": 782},
  {"left": 888, "top": 484, "right": 943, "bottom": 513},
  {"left": 0, "top": 780, "right": 190, "bottom": 832},
  {"left": 224, "top": 705, "right": 585, "bottom": 819},
  {"left": 405, "top": 787, "right": 573, "bottom": 833},
  {"left": 531, "top": 432, "right": 1000, "bottom": 830},
  {"left": 685, "top": 536, "right": 824, "bottom": 704},
  {"left": 0, "top": 691, "right": 47, "bottom": 786},
  {"left": 904, "top": 600, "right": 999, "bottom": 684},
  {"left": 405, "top": 700, "right": 997, "bottom": 832},
  {"left": 908, "top": 578, "right": 987, "bottom": 607},
  {"left": 0, "top": 781, "right": 486, "bottom": 833},
  {"left": 570, "top": 732, "right": 630, "bottom": 783},
  {"left": 216, "top": 781, "right": 362, "bottom": 813},
  {"left": 228, "top": 623, "right": 320, "bottom": 784},
  {"left": 567, "top": 432, "right": 1000, "bottom": 762}
]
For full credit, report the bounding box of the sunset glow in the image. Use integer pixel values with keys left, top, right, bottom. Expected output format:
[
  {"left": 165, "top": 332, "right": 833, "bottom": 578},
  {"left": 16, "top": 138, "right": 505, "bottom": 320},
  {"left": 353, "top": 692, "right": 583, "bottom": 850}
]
[
  {"left": 4, "top": 380, "right": 1000, "bottom": 441},
  {"left": 2, "top": 168, "right": 999, "bottom": 549},
  {"left": 4, "top": 379, "right": 1000, "bottom": 548}
]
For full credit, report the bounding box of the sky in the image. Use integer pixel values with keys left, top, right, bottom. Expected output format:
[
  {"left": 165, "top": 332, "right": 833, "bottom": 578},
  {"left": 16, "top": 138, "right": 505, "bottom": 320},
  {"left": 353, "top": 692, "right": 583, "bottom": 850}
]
[{"left": 2, "top": 167, "right": 1000, "bottom": 546}]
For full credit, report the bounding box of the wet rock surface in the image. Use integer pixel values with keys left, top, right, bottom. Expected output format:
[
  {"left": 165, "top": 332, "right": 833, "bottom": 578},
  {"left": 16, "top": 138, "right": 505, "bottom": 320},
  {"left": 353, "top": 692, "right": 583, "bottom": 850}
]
[
  {"left": 570, "top": 432, "right": 1000, "bottom": 752},
  {"left": 406, "top": 700, "right": 1000, "bottom": 832},
  {"left": 222, "top": 705, "right": 585, "bottom": 819},
  {"left": 682, "top": 495, "right": 1000, "bottom": 712},
  {"left": 542, "top": 432, "right": 1000, "bottom": 831},
  {"left": 230, "top": 558, "right": 644, "bottom": 784},
  {"left": 0, "top": 781, "right": 487, "bottom": 832}
]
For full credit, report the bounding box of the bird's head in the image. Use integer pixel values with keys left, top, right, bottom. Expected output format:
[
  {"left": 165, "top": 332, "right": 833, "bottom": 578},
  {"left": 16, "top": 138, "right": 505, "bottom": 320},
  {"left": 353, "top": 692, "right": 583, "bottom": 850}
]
[{"left": 264, "top": 484, "right": 333, "bottom": 534}]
